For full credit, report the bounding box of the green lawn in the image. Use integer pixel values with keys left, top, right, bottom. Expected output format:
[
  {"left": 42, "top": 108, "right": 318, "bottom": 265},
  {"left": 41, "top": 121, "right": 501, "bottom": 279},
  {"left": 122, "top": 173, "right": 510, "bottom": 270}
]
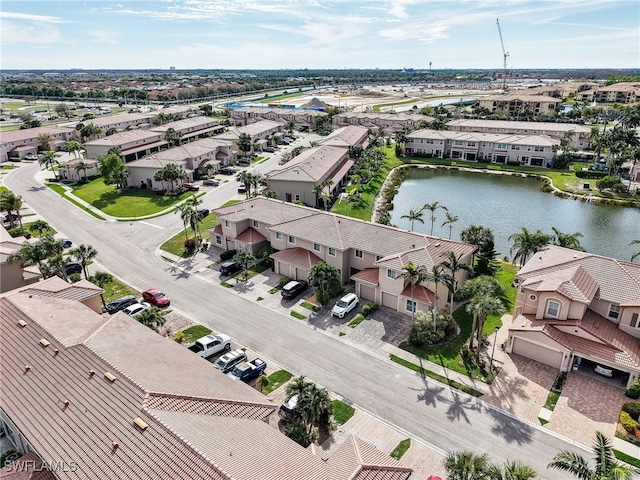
[
  {"left": 100, "top": 276, "right": 140, "bottom": 303},
  {"left": 161, "top": 212, "right": 218, "bottom": 257},
  {"left": 331, "top": 146, "right": 402, "bottom": 220},
  {"left": 262, "top": 369, "right": 293, "bottom": 394},
  {"left": 71, "top": 178, "right": 198, "bottom": 217},
  {"left": 179, "top": 325, "right": 213, "bottom": 344},
  {"left": 399, "top": 261, "right": 517, "bottom": 380},
  {"left": 332, "top": 400, "right": 355, "bottom": 425},
  {"left": 390, "top": 439, "right": 411, "bottom": 460}
]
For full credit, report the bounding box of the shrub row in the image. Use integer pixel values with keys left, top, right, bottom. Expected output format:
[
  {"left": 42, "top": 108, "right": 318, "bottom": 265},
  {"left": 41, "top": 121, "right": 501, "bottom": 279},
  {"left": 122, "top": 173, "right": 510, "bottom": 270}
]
[
  {"left": 575, "top": 170, "right": 607, "bottom": 179},
  {"left": 219, "top": 249, "right": 237, "bottom": 261},
  {"left": 620, "top": 411, "right": 639, "bottom": 433},
  {"left": 626, "top": 379, "right": 640, "bottom": 399}
]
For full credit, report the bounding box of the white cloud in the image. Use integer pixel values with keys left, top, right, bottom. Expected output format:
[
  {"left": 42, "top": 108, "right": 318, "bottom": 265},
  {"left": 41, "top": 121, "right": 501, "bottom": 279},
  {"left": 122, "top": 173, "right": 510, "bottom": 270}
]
[
  {"left": 0, "top": 11, "right": 67, "bottom": 23},
  {"left": 88, "top": 30, "right": 121, "bottom": 44},
  {"left": 0, "top": 21, "right": 62, "bottom": 44}
]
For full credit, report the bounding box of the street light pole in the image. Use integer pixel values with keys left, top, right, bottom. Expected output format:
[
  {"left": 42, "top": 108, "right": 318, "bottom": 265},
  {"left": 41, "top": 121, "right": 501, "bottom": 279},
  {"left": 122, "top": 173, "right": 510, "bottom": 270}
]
[{"left": 489, "top": 326, "right": 500, "bottom": 372}]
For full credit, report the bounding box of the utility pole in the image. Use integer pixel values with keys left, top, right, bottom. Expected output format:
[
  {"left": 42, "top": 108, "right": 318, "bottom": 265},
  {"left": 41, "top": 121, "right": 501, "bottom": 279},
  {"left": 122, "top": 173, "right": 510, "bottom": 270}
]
[{"left": 496, "top": 18, "right": 509, "bottom": 92}]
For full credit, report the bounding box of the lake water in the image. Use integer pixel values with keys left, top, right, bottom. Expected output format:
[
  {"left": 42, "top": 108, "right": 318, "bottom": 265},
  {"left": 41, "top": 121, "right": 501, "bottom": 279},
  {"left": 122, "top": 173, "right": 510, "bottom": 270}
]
[{"left": 390, "top": 168, "right": 640, "bottom": 262}]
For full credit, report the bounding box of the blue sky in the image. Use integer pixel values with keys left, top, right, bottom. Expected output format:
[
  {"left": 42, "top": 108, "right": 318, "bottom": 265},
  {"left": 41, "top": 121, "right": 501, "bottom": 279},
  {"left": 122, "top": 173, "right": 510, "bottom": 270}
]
[{"left": 1, "top": 0, "right": 638, "bottom": 70}]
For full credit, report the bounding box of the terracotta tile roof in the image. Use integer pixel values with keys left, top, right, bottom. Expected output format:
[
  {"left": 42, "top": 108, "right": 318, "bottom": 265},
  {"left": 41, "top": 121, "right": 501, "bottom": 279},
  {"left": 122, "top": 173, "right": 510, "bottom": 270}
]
[
  {"left": 271, "top": 247, "right": 322, "bottom": 270},
  {"left": 351, "top": 268, "right": 379, "bottom": 286},
  {"left": 14, "top": 276, "right": 103, "bottom": 302},
  {"left": 401, "top": 284, "right": 435, "bottom": 304},
  {"left": 446, "top": 119, "right": 590, "bottom": 134},
  {"left": 236, "top": 227, "right": 266, "bottom": 244},
  {"left": 214, "top": 197, "right": 317, "bottom": 225},
  {"left": 317, "top": 126, "right": 369, "bottom": 148},
  {"left": 517, "top": 245, "right": 640, "bottom": 305},
  {"left": 212, "top": 224, "right": 223, "bottom": 235},
  {"left": 145, "top": 393, "right": 275, "bottom": 420},
  {"left": 521, "top": 265, "right": 598, "bottom": 304},
  {"left": 0, "top": 452, "right": 57, "bottom": 480},
  {"left": 267, "top": 146, "right": 349, "bottom": 183},
  {"left": 326, "top": 435, "right": 412, "bottom": 480}
]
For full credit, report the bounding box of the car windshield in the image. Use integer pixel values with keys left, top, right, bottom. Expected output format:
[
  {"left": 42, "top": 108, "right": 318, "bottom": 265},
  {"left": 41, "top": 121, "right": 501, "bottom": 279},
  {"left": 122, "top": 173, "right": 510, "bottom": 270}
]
[
  {"left": 336, "top": 300, "right": 348, "bottom": 308},
  {"left": 154, "top": 292, "right": 165, "bottom": 299},
  {"left": 213, "top": 358, "right": 226, "bottom": 368},
  {"left": 231, "top": 366, "right": 244, "bottom": 376}
]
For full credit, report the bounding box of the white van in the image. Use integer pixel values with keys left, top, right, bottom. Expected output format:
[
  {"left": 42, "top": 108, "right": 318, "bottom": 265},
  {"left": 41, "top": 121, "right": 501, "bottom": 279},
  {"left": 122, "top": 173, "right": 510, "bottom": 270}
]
[{"left": 331, "top": 293, "right": 358, "bottom": 318}]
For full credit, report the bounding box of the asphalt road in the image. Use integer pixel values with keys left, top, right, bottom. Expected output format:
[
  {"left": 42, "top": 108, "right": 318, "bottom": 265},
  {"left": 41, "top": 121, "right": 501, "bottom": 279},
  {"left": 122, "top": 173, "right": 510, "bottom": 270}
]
[{"left": 5, "top": 161, "right": 587, "bottom": 479}]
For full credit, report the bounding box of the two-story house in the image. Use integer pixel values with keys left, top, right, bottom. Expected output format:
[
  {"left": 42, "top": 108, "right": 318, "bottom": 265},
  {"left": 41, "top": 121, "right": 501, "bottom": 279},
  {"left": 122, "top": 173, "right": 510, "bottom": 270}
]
[
  {"left": 507, "top": 245, "right": 640, "bottom": 388},
  {"left": 210, "top": 198, "right": 476, "bottom": 315}
]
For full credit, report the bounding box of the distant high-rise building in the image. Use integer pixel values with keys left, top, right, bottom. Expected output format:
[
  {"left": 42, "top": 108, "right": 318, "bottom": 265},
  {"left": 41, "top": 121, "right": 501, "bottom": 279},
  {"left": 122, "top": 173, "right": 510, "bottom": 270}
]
[{"left": 170, "top": 66, "right": 176, "bottom": 71}]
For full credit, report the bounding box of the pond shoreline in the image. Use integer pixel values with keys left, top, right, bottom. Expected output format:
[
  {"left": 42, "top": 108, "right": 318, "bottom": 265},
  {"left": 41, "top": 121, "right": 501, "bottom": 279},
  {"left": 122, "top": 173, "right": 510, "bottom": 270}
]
[{"left": 372, "top": 163, "right": 639, "bottom": 223}]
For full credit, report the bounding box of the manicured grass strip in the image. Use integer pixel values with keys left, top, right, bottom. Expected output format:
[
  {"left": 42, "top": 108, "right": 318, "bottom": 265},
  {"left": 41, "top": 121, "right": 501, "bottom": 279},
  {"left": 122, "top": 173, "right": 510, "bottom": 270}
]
[
  {"left": 348, "top": 314, "right": 365, "bottom": 328},
  {"left": 22, "top": 221, "right": 57, "bottom": 237},
  {"left": 290, "top": 311, "right": 307, "bottom": 320},
  {"left": 161, "top": 212, "right": 218, "bottom": 257},
  {"left": 544, "top": 391, "right": 560, "bottom": 411},
  {"left": 390, "top": 354, "right": 482, "bottom": 397},
  {"left": 300, "top": 301, "right": 319, "bottom": 312},
  {"left": 221, "top": 199, "right": 241, "bottom": 207},
  {"left": 46, "top": 183, "right": 106, "bottom": 220},
  {"left": 221, "top": 281, "right": 233, "bottom": 288},
  {"left": 614, "top": 449, "right": 640, "bottom": 468},
  {"left": 179, "top": 325, "right": 213, "bottom": 344},
  {"left": 100, "top": 277, "right": 140, "bottom": 303},
  {"left": 332, "top": 400, "right": 355, "bottom": 425},
  {"left": 538, "top": 418, "right": 549, "bottom": 426},
  {"left": 390, "top": 439, "right": 411, "bottom": 460},
  {"left": 268, "top": 287, "right": 279, "bottom": 294},
  {"left": 257, "top": 296, "right": 264, "bottom": 301},
  {"left": 262, "top": 369, "right": 293, "bottom": 394}
]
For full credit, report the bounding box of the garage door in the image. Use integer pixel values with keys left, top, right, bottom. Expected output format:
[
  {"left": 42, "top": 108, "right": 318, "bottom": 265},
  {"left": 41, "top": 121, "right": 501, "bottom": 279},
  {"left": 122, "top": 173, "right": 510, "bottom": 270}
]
[
  {"left": 381, "top": 292, "right": 397, "bottom": 309},
  {"left": 359, "top": 285, "right": 375, "bottom": 301},
  {"left": 512, "top": 337, "right": 563, "bottom": 368},
  {"left": 294, "top": 268, "right": 308, "bottom": 282}
]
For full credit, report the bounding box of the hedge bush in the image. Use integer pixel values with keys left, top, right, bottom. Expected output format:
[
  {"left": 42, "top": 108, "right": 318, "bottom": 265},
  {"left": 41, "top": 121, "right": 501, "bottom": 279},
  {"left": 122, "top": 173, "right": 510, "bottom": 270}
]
[
  {"left": 575, "top": 170, "right": 607, "bottom": 179},
  {"left": 620, "top": 411, "right": 639, "bottom": 433},
  {"left": 219, "top": 249, "right": 237, "bottom": 261},
  {"left": 361, "top": 301, "right": 378, "bottom": 317},
  {"left": 622, "top": 401, "right": 640, "bottom": 420},
  {"left": 596, "top": 175, "right": 621, "bottom": 190},
  {"left": 626, "top": 380, "right": 640, "bottom": 399},
  {"left": 409, "top": 311, "right": 457, "bottom": 346}
]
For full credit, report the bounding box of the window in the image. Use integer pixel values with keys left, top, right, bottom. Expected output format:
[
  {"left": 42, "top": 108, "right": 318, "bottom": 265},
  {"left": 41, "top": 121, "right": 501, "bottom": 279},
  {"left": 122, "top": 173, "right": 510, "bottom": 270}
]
[
  {"left": 454, "top": 140, "right": 463, "bottom": 146},
  {"left": 275, "top": 231, "right": 282, "bottom": 240},
  {"left": 632, "top": 313, "right": 639, "bottom": 328},
  {"left": 387, "top": 269, "right": 397, "bottom": 279},
  {"left": 529, "top": 294, "right": 537, "bottom": 301},
  {"left": 534, "top": 146, "right": 544, "bottom": 152},
  {"left": 224, "top": 220, "right": 230, "bottom": 228},
  {"left": 608, "top": 304, "right": 620, "bottom": 320},
  {"left": 354, "top": 249, "right": 363, "bottom": 259},
  {"left": 215, "top": 235, "right": 222, "bottom": 245},
  {"left": 510, "top": 145, "right": 520, "bottom": 150},
  {"left": 288, "top": 235, "right": 296, "bottom": 244},
  {"left": 253, "top": 220, "right": 259, "bottom": 228},
  {"left": 328, "top": 247, "right": 336, "bottom": 256},
  {"left": 425, "top": 139, "right": 434, "bottom": 144},
  {"left": 497, "top": 143, "right": 507, "bottom": 149},
  {"left": 546, "top": 300, "right": 560, "bottom": 318},
  {"left": 313, "top": 243, "right": 321, "bottom": 252},
  {"left": 294, "top": 194, "right": 301, "bottom": 201},
  {"left": 467, "top": 141, "right": 476, "bottom": 147},
  {"left": 406, "top": 299, "right": 416, "bottom": 313}
]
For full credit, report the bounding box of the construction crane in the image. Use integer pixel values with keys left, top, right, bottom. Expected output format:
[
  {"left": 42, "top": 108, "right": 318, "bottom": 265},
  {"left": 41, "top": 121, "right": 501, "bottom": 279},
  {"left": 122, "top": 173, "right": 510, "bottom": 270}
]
[{"left": 496, "top": 18, "right": 509, "bottom": 91}]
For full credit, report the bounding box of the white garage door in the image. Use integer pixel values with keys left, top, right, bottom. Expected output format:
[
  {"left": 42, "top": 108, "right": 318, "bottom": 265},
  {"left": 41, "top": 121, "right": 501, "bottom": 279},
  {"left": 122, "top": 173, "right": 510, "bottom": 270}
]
[
  {"left": 512, "top": 337, "right": 563, "bottom": 368},
  {"left": 295, "top": 268, "right": 308, "bottom": 282},
  {"left": 359, "top": 285, "right": 375, "bottom": 301},
  {"left": 381, "top": 292, "right": 397, "bottom": 309}
]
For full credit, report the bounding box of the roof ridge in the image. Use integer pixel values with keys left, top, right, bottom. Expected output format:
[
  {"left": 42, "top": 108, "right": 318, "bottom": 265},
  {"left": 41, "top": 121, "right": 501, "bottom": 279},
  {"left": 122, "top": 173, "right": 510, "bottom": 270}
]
[{"left": 146, "top": 391, "right": 275, "bottom": 410}]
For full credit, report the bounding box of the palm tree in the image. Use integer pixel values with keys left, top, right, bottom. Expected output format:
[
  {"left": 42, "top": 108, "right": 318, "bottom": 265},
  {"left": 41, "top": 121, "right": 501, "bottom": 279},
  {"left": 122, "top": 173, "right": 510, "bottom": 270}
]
[
  {"left": 47, "top": 253, "right": 70, "bottom": 282},
  {"left": 39, "top": 151, "right": 60, "bottom": 180},
  {"left": 444, "top": 450, "right": 493, "bottom": 480},
  {"left": 69, "top": 244, "right": 98, "bottom": 279},
  {"left": 7, "top": 233, "right": 64, "bottom": 277},
  {"left": 548, "top": 431, "right": 639, "bottom": 480},
  {"left": 441, "top": 251, "right": 473, "bottom": 314},
  {"left": 401, "top": 208, "right": 425, "bottom": 231},
  {"left": 442, "top": 212, "right": 459, "bottom": 240},
  {"left": 399, "top": 262, "right": 429, "bottom": 322},
  {"left": 298, "top": 382, "right": 333, "bottom": 434},
  {"left": 65, "top": 140, "right": 84, "bottom": 159},
  {"left": 551, "top": 227, "right": 585, "bottom": 251},
  {"left": 233, "top": 250, "right": 255, "bottom": 282},
  {"left": 489, "top": 460, "right": 538, "bottom": 480},
  {"left": 27, "top": 219, "right": 51, "bottom": 237},
  {"left": 0, "top": 190, "right": 23, "bottom": 230},
  {"left": 175, "top": 202, "right": 195, "bottom": 242},
  {"left": 134, "top": 307, "right": 167, "bottom": 332},
  {"left": 631, "top": 239, "right": 640, "bottom": 263},
  {"left": 422, "top": 201, "right": 446, "bottom": 235},
  {"left": 467, "top": 293, "right": 505, "bottom": 361},
  {"left": 74, "top": 160, "right": 89, "bottom": 181},
  {"left": 153, "top": 169, "right": 166, "bottom": 192},
  {"left": 508, "top": 227, "right": 550, "bottom": 267},
  {"left": 250, "top": 172, "right": 264, "bottom": 198}
]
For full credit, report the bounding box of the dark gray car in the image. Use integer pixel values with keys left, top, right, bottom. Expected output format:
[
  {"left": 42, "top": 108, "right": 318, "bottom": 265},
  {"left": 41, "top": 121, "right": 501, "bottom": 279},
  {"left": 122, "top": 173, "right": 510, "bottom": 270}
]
[{"left": 102, "top": 295, "right": 137, "bottom": 314}]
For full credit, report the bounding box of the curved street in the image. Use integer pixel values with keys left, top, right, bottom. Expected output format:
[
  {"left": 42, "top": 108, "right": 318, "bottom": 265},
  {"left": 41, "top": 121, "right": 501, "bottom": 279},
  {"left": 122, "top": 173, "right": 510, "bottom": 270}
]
[{"left": 5, "top": 161, "right": 588, "bottom": 479}]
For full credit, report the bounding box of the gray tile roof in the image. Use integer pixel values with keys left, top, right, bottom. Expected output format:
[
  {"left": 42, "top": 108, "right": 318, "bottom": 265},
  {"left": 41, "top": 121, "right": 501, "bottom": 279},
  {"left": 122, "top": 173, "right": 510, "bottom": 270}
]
[
  {"left": 317, "top": 126, "right": 369, "bottom": 147},
  {"left": 266, "top": 146, "right": 348, "bottom": 183}
]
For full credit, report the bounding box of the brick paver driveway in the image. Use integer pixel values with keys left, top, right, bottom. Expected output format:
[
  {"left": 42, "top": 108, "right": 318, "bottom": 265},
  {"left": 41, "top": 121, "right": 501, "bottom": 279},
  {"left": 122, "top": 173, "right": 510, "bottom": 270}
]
[
  {"left": 546, "top": 373, "right": 627, "bottom": 442},
  {"left": 482, "top": 353, "right": 557, "bottom": 423}
]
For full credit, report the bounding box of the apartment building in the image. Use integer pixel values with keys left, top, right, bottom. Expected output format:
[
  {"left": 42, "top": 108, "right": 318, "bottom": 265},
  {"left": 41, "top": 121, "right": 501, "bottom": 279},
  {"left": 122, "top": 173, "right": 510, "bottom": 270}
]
[
  {"left": 405, "top": 129, "right": 559, "bottom": 166},
  {"left": 316, "top": 125, "right": 370, "bottom": 149},
  {"left": 73, "top": 112, "right": 153, "bottom": 139},
  {"left": 0, "top": 225, "right": 41, "bottom": 293},
  {"left": 0, "top": 126, "right": 75, "bottom": 162},
  {"left": 595, "top": 82, "right": 640, "bottom": 103},
  {"left": 332, "top": 112, "right": 435, "bottom": 133},
  {"left": 150, "top": 116, "right": 224, "bottom": 142},
  {"left": 477, "top": 94, "right": 562, "bottom": 116},
  {"left": 230, "top": 107, "right": 324, "bottom": 131},
  {"left": 84, "top": 130, "right": 166, "bottom": 161}
]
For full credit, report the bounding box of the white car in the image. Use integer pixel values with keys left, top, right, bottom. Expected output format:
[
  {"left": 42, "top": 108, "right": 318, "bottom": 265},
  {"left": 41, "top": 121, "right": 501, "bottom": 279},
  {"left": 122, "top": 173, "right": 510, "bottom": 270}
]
[
  {"left": 331, "top": 293, "right": 359, "bottom": 318},
  {"left": 123, "top": 302, "right": 151, "bottom": 317},
  {"left": 594, "top": 364, "right": 613, "bottom": 377}
]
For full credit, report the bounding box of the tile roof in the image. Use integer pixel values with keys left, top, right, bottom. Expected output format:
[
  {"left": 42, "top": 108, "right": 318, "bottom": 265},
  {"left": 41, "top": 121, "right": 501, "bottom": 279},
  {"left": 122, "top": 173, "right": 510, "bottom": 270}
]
[
  {"left": 517, "top": 245, "right": 640, "bottom": 305},
  {"left": 76, "top": 112, "right": 151, "bottom": 128},
  {"left": 317, "top": 126, "right": 370, "bottom": 147},
  {"left": 406, "top": 129, "right": 559, "bottom": 147},
  {"left": 214, "top": 197, "right": 317, "bottom": 225},
  {"left": 350, "top": 268, "right": 379, "bottom": 286},
  {"left": 271, "top": 247, "right": 323, "bottom": 269},
  {"left": 266, "top": 146, "right": 349, "bottom": 183},
  {"left": 401, "top": 284, "right": 435, "bottom": 304},
  {"left": 0, "top": 452, "right": 57, "bottom": 480},
  {"left": 480, "top": 93, "right": 561, "bottom": 103},
  {"left": 7, "top": 276, "right": 104, "bottom": 302},
  {"left": 150, "top": 116, "right": 219, "bottom": 133},
  {"left": 446, "top": 119, "right": 590, "bottom": 134},
  {"left": 0, "top": 126, "right": 74, "bottom": 144},
  {"left": 521, "top": 265, "right": 598, "bottom": 304},
  {"left": 84, "top": 129, "right": 162, "bottom": 147},
  {"left": 236, "top": 227, "right": 266, "bottom": 244}
]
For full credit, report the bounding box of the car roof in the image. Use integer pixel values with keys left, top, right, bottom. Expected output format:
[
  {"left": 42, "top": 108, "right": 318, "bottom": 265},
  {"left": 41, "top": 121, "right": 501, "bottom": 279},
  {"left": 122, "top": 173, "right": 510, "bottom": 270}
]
[
  {"left": 144, "top": 288, "right": 160, "bottom": 294},
  {"left": 341, "top": 293, "right": 357, "bottom": 301},
  {"left": 283, "top": 280, "right": 303, "bottom": 289}
]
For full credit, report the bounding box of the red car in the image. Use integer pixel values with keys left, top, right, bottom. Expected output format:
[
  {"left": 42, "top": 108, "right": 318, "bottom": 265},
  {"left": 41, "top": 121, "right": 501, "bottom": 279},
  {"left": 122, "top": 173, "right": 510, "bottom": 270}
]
[
  {"left": 142, "top": 289, "right": 171, "bottom": 307},
  {"left": 182, "top": 182, "right": 200, "bottom": 191}
]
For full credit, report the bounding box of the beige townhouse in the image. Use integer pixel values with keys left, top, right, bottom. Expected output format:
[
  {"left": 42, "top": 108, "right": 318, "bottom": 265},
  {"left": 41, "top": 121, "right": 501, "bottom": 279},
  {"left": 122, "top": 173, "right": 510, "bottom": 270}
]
[
  {"left": 477, "top": 94, "right": 562, "bottom": 116},
  {"left": 316, "top": 125, "right": 370, "bottom": 149},
  {"left": 210, "top": 198, "right": 475, "bottom": 315},
  {"left": 507, "top": 245, "right": 640, "bottom": 388},
  {"left": 0, "top": 126, "right": 75, "bottom": 162},
  {"left": 405, "top": 129, "right": 559, "bottom": 166},
  {"left": 332, "top": 112, "right": 435, "bottom": 134},
  {"left": 595, "top": 82, "right": 640, "bottom": 103},
  {"left": 73, "top": 112, "right": 153, "bottom": 139},
  {"left": 84, "top": 129, "right": 166, "bottom": 161},
  {"left": 150, "top": 116, "right": 224, "bottom": 141},
  {"left": 214, "top": 119, "right": 284, "bottom": 152},
  {"left": 230, "top": 107, "right": 325, "bottom": 131},
  {"left": 0, "top": 225, "right": 41, "bottom": 293}
]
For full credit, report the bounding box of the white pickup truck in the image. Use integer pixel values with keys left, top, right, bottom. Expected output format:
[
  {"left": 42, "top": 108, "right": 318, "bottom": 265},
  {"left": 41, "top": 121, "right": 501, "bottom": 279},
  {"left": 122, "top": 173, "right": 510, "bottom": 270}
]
[{"left": 188, "top": 334, "right": 231, "bottom": 358}]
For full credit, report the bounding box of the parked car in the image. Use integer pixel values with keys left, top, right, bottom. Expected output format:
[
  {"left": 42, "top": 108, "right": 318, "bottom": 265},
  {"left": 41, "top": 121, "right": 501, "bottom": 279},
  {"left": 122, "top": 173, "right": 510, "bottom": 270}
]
[
  {"left": 594, "top": 364, "right": 613, "bottom": 377},
  {"left": 182, "top": 182, "right": 200, "bottom": 191},
  {"left": 188, "top": 333, "right": 231, "bottom": 358},
  {"left": 263, "top": 147, "right": 276, "bottom": 153},
  {"left": 3, "top": 213, "right": 22, "bottom": 223},
  {"left": 332, "top": 293, "right": 359, "bottom": 318},
  {"left": 123, "top": 302, "right": 151, "bottom": 317},
  {"left": 281, "top": 280, "right": 308, "bottom": 299},
  {"left": 203, "top": 178, "right": 219, "bottom": 186},
  {"left": 219, "top": 166, "right": 236, "bottom": 175},
  {"left": 238, "top": 158, "right": 251, "bottom": 166},
  {"left": 63, "top": 239, "right": 73, "bottom": 248},
  {"left": 278, "top": 395, "right": 299, "bottom": 420},
  {"left": 24, "top": 153, "right": 38, "bottom": 161},
  {"left": 102, "top": 295, "right": 138, "bottom": 314},
  {"left": 237, "top": 183, "right": 247, "bottom": 193},
  {"left": 212, "top": 349, "right": 247, "bottom": 373},
  {"left": 64, "top": 262, "right": 83, "bottom": 276},
  {"left": 226, "top": 358, "right": 267, "bottom": 382},
  {"left": 142, "top": 289, "right": 170, "bottom": 307},
  {"left": 198, "top": 208, "right": 210, "bottom": 218},
  {"left": 220, "top": 260, "right": 241, "bottom": 276}
]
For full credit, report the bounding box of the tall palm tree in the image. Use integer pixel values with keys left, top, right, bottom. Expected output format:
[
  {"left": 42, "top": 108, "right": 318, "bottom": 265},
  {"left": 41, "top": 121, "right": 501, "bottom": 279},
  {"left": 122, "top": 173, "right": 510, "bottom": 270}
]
[
  {"left": 134, "top": 307, "right": 167, "bottom": 332},
  {"left": 551, "top": 227, "right": 585, "bottom": 251},
  {"left": 467, "top": 293, "right": 505, "bottom": 361},
  {"left": 47, "top": 253, "right": 70, "bottom": 282},
  {"left": 401, "top": 208, "right": 424, "bottom": 232},
  {"left": 0, "top": 190, "right": 23, "bottom": 230},
  {"left": 175, "top": 202, "right": 195, "bottom": 242},
  {"left": 36, "top": 133, "right": 55, "bottom": 151},
  {"left": 7, "top": 233, "right": 64, "bottom": 278},
  {"left": 508, "top": 227, "right": 549, "bottom": 267},
  {"left": 69, "top": 243, "right": 98, "bottom": 279},
  {"left": 422, "top": 201, "right": 446, "bottom": 235},
  {"left": 399, "top": 262, "right": 428, "bottom": 322},
  {"left": 65, "top": 140, "right": 84, "bottom": 159},
  {"left": 631, "top": 239, "right": 640, "bottom": 263},
  {"left": 441, "top": 251, "right": 473, "bottom": 314},
  {"left": 442, "top": 212, "right": 459, "bottom": 240},
  {"left": 39, "top": 151, "right": 60, "bottom": 180},
  {"left": 488, "top": 460, "right": 538, "bottom": 480},
  {"left": 548, "top": 431, "right": 639, "bottom": 480},
  {"left": 74, "top": 160, "right": 88, "bottom": 181},
  {"left": 444, "top": 450, "right": 493, "bottom": 480}
]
